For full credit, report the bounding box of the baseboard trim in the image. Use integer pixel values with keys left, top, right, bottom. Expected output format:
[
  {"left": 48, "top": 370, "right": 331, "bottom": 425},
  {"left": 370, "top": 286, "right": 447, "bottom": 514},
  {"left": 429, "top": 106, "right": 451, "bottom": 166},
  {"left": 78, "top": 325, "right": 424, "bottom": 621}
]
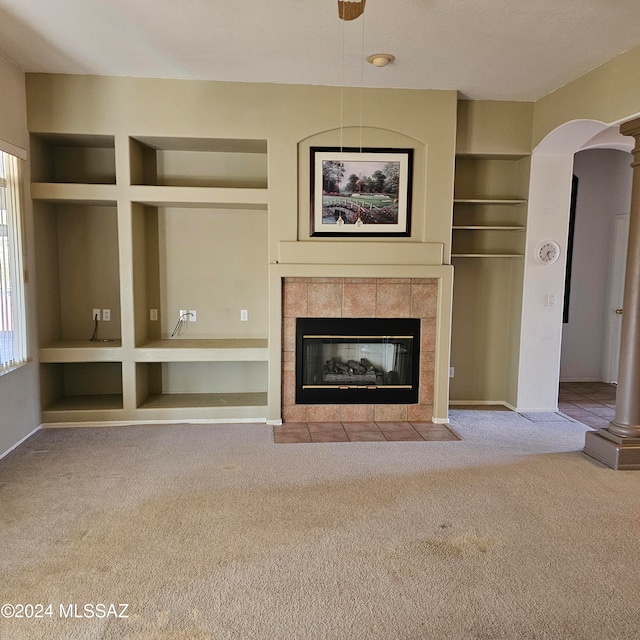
[
  {"left": 42, "top": 418, "right": 269, "bottom": 428},
  {"left": 0, "top": 424, "right": 42, "bottom": 461},
  {"left": 432, "top": 417, "right": 450, "bottom": 424},
  {"left": 449, "top": 400, "right": 510, "bottom": 408}
]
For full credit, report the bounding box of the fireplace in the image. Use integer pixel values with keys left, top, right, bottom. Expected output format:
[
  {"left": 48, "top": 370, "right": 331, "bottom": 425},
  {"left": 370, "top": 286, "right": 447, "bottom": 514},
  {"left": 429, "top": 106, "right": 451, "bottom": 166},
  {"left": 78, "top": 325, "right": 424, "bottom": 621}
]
[{"left": 296, "top": 317, "right": 420, "bottom": 404}]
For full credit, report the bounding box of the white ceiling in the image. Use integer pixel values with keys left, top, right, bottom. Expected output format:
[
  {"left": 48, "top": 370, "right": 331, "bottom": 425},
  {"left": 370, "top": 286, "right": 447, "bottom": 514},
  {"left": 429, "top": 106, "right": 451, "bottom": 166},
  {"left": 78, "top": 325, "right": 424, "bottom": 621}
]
[{"left": 0, "top": 0, "right": 639, "bottom": 101}]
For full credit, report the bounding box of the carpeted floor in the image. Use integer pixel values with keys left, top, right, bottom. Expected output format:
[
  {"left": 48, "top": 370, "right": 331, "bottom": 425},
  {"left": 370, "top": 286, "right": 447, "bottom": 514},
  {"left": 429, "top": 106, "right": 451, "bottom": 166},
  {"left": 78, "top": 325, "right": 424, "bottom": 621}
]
[{"left": 1, "top": 412, "right": 639, "bottom": 639}]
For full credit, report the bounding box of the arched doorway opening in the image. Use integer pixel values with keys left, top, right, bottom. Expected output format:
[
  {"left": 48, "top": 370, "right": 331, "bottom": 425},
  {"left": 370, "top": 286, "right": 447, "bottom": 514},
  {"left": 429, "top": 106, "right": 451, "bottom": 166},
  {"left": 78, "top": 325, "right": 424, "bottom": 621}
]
[{"left": 515, "top": 120, "right": 633, "bottom": 413}]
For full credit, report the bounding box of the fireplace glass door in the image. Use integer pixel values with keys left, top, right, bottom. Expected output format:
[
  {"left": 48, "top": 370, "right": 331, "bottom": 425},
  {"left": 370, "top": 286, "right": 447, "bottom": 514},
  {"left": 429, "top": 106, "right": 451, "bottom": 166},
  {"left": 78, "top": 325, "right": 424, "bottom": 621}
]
[{"left": 296, "top": 318, "right": 420, "bottom": 404}]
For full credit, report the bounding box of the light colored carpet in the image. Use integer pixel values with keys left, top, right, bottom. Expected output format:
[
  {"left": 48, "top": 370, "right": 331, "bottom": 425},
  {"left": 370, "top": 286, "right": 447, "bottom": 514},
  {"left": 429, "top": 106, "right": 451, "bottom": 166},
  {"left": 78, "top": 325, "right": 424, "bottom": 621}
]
[{"left": 1, "top": 412, "right": 639, "bottom": 639}]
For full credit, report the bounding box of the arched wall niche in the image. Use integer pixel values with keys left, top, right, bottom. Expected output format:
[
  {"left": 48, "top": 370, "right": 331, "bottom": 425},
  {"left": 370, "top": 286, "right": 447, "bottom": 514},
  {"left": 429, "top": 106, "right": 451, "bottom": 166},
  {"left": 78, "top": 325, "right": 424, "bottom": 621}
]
[{"left": 297, "top": 126, "right": 428, "bottom": 243}]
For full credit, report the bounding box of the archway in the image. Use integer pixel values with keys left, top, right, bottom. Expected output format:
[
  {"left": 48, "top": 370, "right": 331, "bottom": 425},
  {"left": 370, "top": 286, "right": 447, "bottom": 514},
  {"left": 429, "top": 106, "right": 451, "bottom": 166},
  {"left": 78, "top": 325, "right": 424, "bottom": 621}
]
[{"left": 515, "top": 120, "right": 633, "bottom": 412}]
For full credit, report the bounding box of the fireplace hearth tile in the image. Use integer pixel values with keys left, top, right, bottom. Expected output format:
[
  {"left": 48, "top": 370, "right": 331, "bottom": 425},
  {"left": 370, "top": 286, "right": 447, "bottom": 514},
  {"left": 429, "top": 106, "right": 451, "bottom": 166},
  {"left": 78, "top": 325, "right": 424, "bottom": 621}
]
[
  {"left": 342, "top": 421, "right": 379, "bottom": 431},
  {"left": 273, "top": 424, "right": 312, "bottom": 444},
  {"left": 346, "top": 430, "right": 386, "bottom": 442},
  {"left": 419, "top": 372, "right": 435, "bottom": 403},
  {"left": 411, "top": 283, "right": 438, "bottom": 318},
  {"left": 283, "top": 317, "right": 296, "bottom": 351},
  {"left": 374, "top": 404, "right": 409, "bottom": 422},
  {"left": 282, "top": 404, "right": 308, "bottom": 423},
  {"left": 377, "top": 422, "right": 422, "bottom": 441},
  {"left": 343, "top": 422, "right": 386, "bottom": 442},
  {"left": 408, "top": 404, "right": 434, "bottom": 422},
  {"left": 308, "top": 422, "right": 350, "bottom": 443},
  {"left": 339, "top": 404, "right": 375, "bottom": 422},
  {"left": 308, "top": 283, "right": 343, "bottom": 317},
  {"left": 343, "top": 282, "right": 377, "bottom": 317},
  {"left": 282, "top": 371, "right": 296, "bottom": 406},
  {"left": 273, "top": 421, "right": 460, "bottom": 443},
  {"left": 421, "top": 322, "right": 437, "bottom": 352},
  {"left": 283, "top": 281, "right": 308, "bottom": 318},
  {"left": 282, "top": 350, "right": 295, "bottom": 372},
  {"left": 307, "top": 405, "right": 341, "bottom": 422},
  {"left": 376, "top": 284, "right": 411, "bottom": 317},
  {"left": 281, "top": 277, "right": 438, "bottom": 426}
]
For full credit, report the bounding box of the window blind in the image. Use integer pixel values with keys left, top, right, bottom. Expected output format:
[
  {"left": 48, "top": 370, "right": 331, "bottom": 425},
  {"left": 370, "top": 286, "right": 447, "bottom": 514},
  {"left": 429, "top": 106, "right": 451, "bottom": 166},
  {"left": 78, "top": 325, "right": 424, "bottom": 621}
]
[{"left": 0, "top": 150, "right": 27, "bottom": 372}]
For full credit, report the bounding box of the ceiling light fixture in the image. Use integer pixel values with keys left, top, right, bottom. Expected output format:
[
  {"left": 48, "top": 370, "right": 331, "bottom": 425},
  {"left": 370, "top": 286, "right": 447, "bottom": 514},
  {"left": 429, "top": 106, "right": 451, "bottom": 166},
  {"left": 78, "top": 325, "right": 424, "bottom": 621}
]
[
  {"left": 367, "top": 53, "right": 395, "bottom": 68},
  {"left": 338, "top": 0, "right": 366, "bottom": 21}
]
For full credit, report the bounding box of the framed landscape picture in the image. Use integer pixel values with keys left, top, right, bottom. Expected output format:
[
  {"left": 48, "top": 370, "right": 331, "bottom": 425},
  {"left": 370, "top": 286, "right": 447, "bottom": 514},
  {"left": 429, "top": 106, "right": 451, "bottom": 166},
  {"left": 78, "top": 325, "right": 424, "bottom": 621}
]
[{"left": 310, "top": 147, "right": 413, "bottom": 237}]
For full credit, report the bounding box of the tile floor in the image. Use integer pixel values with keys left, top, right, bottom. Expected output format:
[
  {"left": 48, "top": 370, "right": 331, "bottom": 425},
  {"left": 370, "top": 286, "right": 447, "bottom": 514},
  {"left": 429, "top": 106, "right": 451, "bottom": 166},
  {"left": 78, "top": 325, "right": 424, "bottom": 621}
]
[
  {"left": 273, "top": 421, "right": 460, "bottom": 444},
  {"left": 558, "top": 381, "right": 617, "bottom": 430},
  {"left": 273, "top": 382, "right": 617, "bottom": 444}
]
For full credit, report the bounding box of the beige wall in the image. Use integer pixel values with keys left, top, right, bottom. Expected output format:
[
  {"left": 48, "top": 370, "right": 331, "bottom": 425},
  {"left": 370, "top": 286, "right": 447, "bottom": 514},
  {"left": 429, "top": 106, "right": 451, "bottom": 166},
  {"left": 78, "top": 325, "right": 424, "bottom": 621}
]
[
  {"left": 26, "top": 76, "right": 457, "bottom": 261},
  {"left": 519, "top": 45, "right": 640, "bottom": 411},
  {"left": 26, "top": 75, "right": 458, "bottom": 422},
  {"left": 0, "top": 55, "right": 28, "bottom": 154},
  {"left": 457, "top": 100, "right": 534, "bottom": 156},
  {"left": 0, "top": 55, "right": 40, "bottom": 456},
  {"left": 533, "top": 43, "right": 640, "bottom": 147}
]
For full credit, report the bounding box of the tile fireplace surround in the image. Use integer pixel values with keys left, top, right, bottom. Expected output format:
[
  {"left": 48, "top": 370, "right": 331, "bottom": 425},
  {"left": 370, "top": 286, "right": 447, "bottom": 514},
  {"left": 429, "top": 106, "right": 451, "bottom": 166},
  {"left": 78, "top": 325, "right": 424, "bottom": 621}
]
[{"left": 282, "top": 277, "right": 437, "bottom": 423}]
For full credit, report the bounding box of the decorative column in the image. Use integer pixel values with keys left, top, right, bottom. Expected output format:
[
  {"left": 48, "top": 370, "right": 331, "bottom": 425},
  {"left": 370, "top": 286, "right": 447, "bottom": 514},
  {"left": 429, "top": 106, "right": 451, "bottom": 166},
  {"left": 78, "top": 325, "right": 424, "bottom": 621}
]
[{"left": 584, "top": 117, "right": 640, "bottom": 469}]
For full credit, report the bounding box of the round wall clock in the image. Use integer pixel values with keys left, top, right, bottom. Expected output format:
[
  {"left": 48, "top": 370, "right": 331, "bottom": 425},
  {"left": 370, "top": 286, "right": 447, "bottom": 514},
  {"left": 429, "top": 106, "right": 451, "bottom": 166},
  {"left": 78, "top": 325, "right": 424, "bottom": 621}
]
[{"left": 535, "top": 240, "right": 561, "bottom": 265}]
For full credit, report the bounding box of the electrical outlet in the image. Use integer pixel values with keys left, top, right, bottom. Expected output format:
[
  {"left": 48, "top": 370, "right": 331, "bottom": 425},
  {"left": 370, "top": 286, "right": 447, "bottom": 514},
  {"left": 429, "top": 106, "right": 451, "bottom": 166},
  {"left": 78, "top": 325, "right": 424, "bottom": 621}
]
[
  {"left": 449, "top": 367, "right": 455, "bottom": 378},
  {"left": 150, "top": 309, "right": 158, "bottom": 321},
  {"left": 102, "top": 309, "right": 111, "bottom": 321},
  {"left": 240, "top": 309, "right": 248, "bottom": 322},
  {"left": 188, "top": 309, "right": 197, "bottom": 322},
  {"left": 179, "top": 309, "right": 188, "bottom": 319},
  {"left": 92, "top": 308, "right": 100, "bottom": 321}
]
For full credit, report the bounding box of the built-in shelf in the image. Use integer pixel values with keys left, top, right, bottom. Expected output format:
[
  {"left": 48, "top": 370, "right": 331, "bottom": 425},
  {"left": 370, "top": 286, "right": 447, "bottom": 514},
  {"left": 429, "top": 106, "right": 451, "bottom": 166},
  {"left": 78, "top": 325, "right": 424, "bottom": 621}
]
[
  {"left": 40, "top": 362, "right": 124, "bottom": 420},
  {"left": 135, "top": 392, "right": 269, "bottom": 421},
  {"left": 450, "top": 150, "right": 530, "bottom": 405},
  {"left": 452, "top": 159, "right": 528, "bottom": 259},
  {"left": 129, "top": 136, "right": 268, "bottom": 189},
  {"left": 451, "top": 227, "right": 525, "bottom": 256},
  {"left": 138, "top": 392, "right": 267, "bottom": 409},
  {"left": 32, "top": 131, "right": 271, "bottom": 424},
  {"left": 451, "top": 254, "right": 525, "bottom": 258},
  {"left": 31, "top": 134, "right": 116, "bottom": 184},
  {"left": 43, "top": 394, "right": 124, "bottom": 412},
  {"left": 453, "top": 199, "right": 527, "bottom": 205},
  {"left": 33, "top": 200, "right": 122, "bottom": 346},
  {"left": 40, "top": 340, "right": 123, "bottom": 362},
  {"left": 30, "top": 183, "right": 118, "bottom": 203},
  {"left": 452, "top": 226, "right": 526, "bottom": 230},
  {"left": 128, "top": 186, "right": 268, "bottom": 208},
  {"left": 135, "top": 339, "right": 268, "bottom": 362}
]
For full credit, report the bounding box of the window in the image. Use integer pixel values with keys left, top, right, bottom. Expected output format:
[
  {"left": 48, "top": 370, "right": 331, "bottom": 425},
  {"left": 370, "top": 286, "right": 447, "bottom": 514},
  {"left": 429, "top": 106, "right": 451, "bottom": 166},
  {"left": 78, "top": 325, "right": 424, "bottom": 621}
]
[{"left": 0, "top": 150, "right": 27, "bottom": 373}]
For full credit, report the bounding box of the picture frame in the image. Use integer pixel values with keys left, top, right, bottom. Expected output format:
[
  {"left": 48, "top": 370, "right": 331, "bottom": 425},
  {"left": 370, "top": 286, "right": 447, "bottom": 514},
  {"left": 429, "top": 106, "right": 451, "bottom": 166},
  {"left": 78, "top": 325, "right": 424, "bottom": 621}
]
[{"left": 310, "top": 146, "right": 413, "bottom": 237}]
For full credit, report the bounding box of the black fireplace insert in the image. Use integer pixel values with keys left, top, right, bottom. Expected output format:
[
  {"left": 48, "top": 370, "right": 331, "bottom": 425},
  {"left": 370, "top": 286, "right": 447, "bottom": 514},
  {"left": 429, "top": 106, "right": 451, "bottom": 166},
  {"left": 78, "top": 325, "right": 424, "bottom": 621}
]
[{"left": 296, "top": 317, "right": 420, "bottom": 404}]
